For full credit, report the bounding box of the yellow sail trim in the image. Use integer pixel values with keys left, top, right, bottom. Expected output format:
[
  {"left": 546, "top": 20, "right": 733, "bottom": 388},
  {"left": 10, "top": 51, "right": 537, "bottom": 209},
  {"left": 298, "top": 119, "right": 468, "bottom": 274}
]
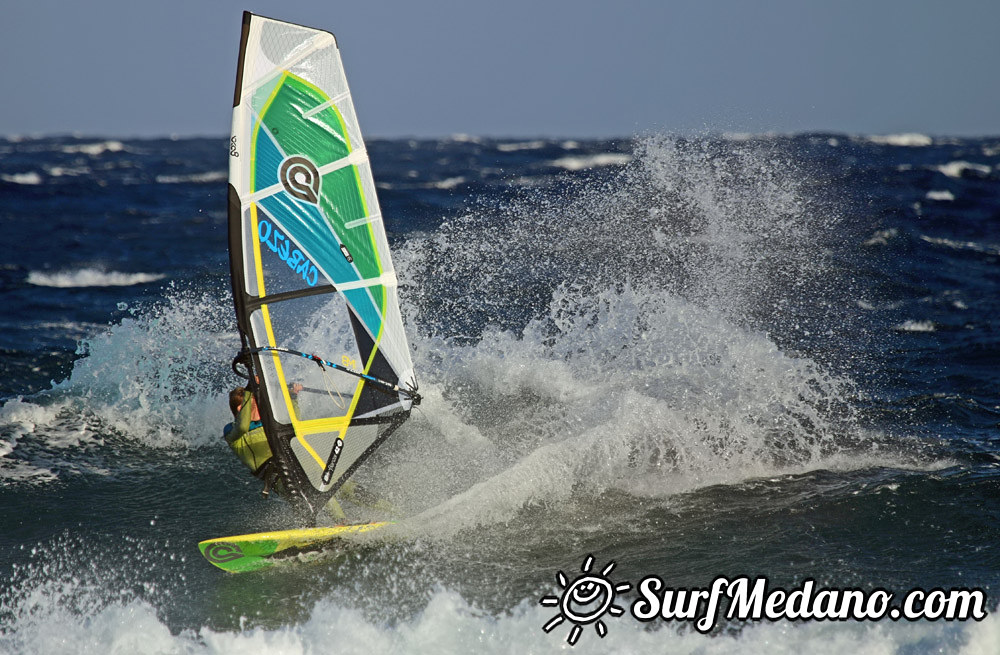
[
  {"left": 290, "top": 429, "right": 327, "bottom": 467},
  {"left": 295, "top": 417, "right": 350, "bottom": 437}
]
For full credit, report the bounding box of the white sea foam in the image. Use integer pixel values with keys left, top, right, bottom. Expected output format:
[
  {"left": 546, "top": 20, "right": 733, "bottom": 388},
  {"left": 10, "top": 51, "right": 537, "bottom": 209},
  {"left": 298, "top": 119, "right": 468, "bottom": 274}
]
[
  {"left": 6, "top": 135, "right": 940, "bottom": 513},
  {"left": 936, "top": 161, "right": 992, "bottom": 178},
  {"left": 426, "top": 176, "right": 467, "bottom": 190},
  {"left": 496, "top": 140, "right": 547, "bottom": 152},
  {"left": 51, "top": 289, "right": 236, "bottom": 449},
  {"left": 1, "top": 583, "right": 996, "bottom": 655},
  {"left": 33, "top": 320, "right": 103, "bottom": 340},
  {"left": 0, "top": 286, "right": 236, "bottom": 480},
  {"left": 894, "top": 320, "right": 936, "bottom": 333},
  {"left": 926, "top": 190, "right": 955, "bottom": 201},
  {"left": 1, "top": 171, "right": 43, "bottom": 185},
  {"left": 376, "top": 134, "right": 941, "bottom": 539},
  {"left": 447, "top": 134, "right": 481, "bottom": 144},
  {"left": 548, "top": 153, "right": 631, "bottom": 170},
  {"left": 60, "top": 140, "right": 125, "bottom": 155},
  {"left": 866, "top": 133, "right": 933, "bottom": 147},
  {"left": 3, "top": 132, "right": 914, "bottom": 524},
  {"left": 856, "top": 298, "right": 906, "bottom": 311},
  {"left": 863, "top": 228, "right": 899, "bottom": 246},
  {"left": 46, "top": 165, "right": 90, "bottom": 177},
  {"left": 508, "top": 174, "right": 558, "bottom": 187},
  {"left": 155, "top": 170, "right": 227, "bottom": 184},
  {"left": 0, "top": 397, "right": 107, "bottom": 484},
  {"left": 389, "top": 284, "right": 934, "bottom": 540},
  {"left": 27, "top": 269, "right": 166, "bottom": 288},
  {"left": 920, "top": 235, "right": 1000, "bottom": 255}
]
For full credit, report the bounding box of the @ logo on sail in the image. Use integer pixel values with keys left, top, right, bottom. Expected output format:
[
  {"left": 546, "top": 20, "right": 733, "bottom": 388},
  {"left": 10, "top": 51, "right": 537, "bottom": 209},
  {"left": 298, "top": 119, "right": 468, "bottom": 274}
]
[{"left": 279, "top": 155, "right": 321, "bottom": 204}]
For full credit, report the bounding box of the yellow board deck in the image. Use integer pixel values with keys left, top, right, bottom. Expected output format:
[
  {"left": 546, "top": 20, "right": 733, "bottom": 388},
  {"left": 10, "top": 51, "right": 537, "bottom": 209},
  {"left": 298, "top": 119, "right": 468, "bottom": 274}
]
[{"left": 198, "top": 521, "right": 391, "bottom": 573}]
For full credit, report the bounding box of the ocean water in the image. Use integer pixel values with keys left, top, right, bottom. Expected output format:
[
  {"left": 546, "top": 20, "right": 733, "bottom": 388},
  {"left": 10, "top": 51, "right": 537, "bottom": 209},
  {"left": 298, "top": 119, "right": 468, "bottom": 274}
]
[{"left": 1, "top": 132, "right": 999, "bottom": 653}]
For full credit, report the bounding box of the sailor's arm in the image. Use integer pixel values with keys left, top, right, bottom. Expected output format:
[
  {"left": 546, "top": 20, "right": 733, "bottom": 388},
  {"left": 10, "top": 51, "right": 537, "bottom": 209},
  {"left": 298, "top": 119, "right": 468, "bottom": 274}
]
[
  {"left": 226, "top": 390, "right": 255, "bottom": 444},
  {"left": 288, "top": 383, "right": 302, "bottom": 419}
]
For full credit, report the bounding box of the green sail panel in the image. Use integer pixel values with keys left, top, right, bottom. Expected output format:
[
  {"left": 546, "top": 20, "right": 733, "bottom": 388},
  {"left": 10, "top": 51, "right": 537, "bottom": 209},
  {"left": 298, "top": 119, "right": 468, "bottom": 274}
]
[
  {"left": 256, "top": 75, "right": 351, "bottom": 166},
  {"left": 252, "top": 73, "right": 387, "bottom": 329}
]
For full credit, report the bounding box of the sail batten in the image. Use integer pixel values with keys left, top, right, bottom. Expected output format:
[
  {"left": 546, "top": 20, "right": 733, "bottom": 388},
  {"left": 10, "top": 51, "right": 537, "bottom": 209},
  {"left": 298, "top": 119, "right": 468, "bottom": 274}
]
[{"left": 228, "top": 12, "right": 415, "bottom": 509}]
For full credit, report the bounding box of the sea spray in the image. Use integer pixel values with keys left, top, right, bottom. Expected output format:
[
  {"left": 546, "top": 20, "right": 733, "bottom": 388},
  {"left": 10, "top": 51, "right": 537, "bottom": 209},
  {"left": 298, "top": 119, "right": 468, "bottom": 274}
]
[
  {"left": 0, "top": 284, "right": 236, "bottom": 487},
  {"left": 365, "top": 135, "right": 889, "bottom": 537},
  {"left": 54, "top": 284, "right": 236, "bottom": 448},
  {"left": 377, "top": 283, "right": 896, "bottom": 540},
  {"left": 3, "top": 562, "right": 996, "bottom": 655},
  {"left": 399, "top": 135, "right": 843, "bottom": 345}
]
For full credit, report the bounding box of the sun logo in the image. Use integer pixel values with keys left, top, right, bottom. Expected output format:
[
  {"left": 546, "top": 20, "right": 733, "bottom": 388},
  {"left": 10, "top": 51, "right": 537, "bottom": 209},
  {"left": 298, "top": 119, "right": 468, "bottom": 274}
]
[{"left": 539, "top": 555, "right": 632, "bottom": 645}]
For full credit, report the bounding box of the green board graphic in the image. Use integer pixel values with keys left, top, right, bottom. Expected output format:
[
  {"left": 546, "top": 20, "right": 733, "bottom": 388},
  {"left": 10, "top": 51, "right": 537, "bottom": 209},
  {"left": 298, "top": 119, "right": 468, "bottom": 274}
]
[{"left": 199, "top": 521, "right": 392, "bottom": 573}]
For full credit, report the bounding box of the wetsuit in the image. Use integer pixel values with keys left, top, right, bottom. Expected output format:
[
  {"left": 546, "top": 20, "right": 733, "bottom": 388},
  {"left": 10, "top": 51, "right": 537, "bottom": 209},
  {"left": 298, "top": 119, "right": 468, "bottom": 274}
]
[
  {"left": 223, "top": 389, "right": 389, "bottom": 520},
  {"left": 223, "top": 390, "right": 272, "bottom": 476}
]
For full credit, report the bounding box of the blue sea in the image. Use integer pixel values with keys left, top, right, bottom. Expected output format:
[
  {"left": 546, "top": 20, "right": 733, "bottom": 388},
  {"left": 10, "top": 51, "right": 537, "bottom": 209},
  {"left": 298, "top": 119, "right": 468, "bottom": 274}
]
[{"left": 1, "top": 132, "right": 998, "bottom": 653}]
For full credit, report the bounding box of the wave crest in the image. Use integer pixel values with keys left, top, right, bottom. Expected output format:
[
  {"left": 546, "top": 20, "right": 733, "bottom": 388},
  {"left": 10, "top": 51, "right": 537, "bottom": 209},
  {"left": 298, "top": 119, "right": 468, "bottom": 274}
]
[{"left": 27, "top": 269, "right": 166, "bottom": 288}]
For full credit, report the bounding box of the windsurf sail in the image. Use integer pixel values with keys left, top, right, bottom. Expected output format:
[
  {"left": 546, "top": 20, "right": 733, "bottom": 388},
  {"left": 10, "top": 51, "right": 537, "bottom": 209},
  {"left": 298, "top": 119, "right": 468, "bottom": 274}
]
[{"left": 227, "top": 12, "right": 418, "bottom": 515}]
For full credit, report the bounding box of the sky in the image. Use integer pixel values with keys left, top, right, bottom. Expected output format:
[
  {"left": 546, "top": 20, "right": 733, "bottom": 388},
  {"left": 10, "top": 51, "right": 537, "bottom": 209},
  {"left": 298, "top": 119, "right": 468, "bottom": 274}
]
[{"left": 3, "top": 0, "right": 999, "bottom": 139}]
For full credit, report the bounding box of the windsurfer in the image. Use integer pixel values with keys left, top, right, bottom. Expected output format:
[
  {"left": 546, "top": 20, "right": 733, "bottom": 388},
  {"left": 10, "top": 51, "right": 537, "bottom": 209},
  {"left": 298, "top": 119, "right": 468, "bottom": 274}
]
[
  {"left": 224, "top": 385, "right": 274, "bottom": 476},
  {"left": 223, "top": 384, "right": 393, "bottom": 522}
]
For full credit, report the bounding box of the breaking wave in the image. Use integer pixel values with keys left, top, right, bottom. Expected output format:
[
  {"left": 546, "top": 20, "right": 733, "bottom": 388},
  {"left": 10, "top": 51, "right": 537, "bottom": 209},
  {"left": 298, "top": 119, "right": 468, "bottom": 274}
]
[{"left": 27, "top": 269, "right": 166, "bottom": 288}]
